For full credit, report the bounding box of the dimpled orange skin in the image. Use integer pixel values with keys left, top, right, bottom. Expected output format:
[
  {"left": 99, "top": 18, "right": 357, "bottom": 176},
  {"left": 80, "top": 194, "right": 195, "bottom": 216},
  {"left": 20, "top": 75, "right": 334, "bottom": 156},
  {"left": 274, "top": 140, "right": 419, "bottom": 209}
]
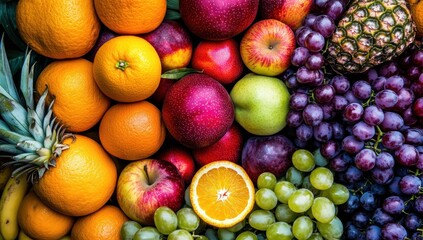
[
  {"left": 16, "top": 0, "right": 100, "bottom": 59},
  {"left": 32, "top": 135, "right": 117, "bottom": 217}
]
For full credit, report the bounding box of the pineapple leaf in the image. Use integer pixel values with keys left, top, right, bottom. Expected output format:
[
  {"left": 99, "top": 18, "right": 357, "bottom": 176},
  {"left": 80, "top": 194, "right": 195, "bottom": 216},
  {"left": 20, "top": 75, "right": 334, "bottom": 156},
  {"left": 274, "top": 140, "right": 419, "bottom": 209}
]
[
  {"left": 0, "top": 35, "right": 21, "bottom": 103},
  {"left": 16, "top": 139, "right": 42, "bottom": 152},
  {"left": 0, "top": 128, "right": 33, "bottom": 144},
  {"left": 0, "top": 119, "right": 10, "bottom": 130},
  {"left": 27, "top": 108, "right": 44, "bottom": 142},
  {"left": 0, "top": 1, "right": 27, "bottom": 51},
  {"left": 0, "top": 143, "right": 23, "bottom": 154},
  {"left": 20, "top": 51, "right": 34, "bottom": 110},
  {"left": 0, "top": 92, "right": 30, "bottom": 136}
]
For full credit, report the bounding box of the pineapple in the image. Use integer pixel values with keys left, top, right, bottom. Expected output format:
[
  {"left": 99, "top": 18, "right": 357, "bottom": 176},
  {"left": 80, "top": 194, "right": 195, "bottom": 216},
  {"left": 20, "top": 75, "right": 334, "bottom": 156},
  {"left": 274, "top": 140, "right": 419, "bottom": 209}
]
[
  {"left": 327, "top": 0, "right": 416, "bottom": 73},
  {"left": 0, "top": 36, "right": 71, "bottom": 183}
]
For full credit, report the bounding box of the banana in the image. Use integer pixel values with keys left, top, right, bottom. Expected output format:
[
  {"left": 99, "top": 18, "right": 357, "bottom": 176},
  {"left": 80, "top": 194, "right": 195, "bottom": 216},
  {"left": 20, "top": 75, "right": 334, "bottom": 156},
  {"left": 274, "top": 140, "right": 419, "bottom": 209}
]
[
  {"left": 0, "top": 175, "right": 29, "bottom": 240},
  {"left": 18, "top": 230, "right": 33, "bottom": 240},
  {"left": 0, "top": 167, "right": 12, "bottom": 191}
]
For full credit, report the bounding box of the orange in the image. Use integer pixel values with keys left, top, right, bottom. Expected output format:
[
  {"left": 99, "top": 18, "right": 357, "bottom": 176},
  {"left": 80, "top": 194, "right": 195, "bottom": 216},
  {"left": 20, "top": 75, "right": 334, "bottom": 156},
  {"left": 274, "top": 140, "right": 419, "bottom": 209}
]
[
  {"left": 190, "top": 160, "right": 255, "bottom": 228},
  {"left": 94, "top": 0, "right": 166, "bottom": 34},
  {"left": 16, "top": 0, "right": 100, "bottom": 59},
  {"left": 93, "top": 35, "right": 162, "bottom": 102},
  {"left": 99, "top": 101, "right": 166, "bottom": 160},
  {"left": 71, "top": 205, "right": 129, "bottom": 240},
  {"left": 33, "top": 134, "right": 117, "bottom": 217},
  {"left": 408, "top": 0, "right": 423, "bottom": 38},
  {"left": 17, "top": 191, "right": 75, "bottom": 240},
  {"left": 35, "top": 58, "right": 111, "bottom": 133}
]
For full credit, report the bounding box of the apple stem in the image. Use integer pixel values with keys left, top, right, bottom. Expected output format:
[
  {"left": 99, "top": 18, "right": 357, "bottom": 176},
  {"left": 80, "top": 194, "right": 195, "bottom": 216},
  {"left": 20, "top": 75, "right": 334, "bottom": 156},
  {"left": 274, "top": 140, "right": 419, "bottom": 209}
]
[
  {"left": 144, "top": 165, "right": 152, "bottom": 185},
  {"left": 115, "top": 60, "right": 129, "bottom": 71}
]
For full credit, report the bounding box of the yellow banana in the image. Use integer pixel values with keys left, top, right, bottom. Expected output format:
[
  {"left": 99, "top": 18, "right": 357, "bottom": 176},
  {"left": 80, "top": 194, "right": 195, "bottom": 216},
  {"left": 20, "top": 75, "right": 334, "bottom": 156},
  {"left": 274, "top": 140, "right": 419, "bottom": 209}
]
[
  {"left": 18, "top": 230, "right": 33, "bottom": 240},
  {"left": 0, "top": 167, "right": 12, "bottom": 191},
  {"left": 0, "top": 175, "right": 29, "bottom": 240}
]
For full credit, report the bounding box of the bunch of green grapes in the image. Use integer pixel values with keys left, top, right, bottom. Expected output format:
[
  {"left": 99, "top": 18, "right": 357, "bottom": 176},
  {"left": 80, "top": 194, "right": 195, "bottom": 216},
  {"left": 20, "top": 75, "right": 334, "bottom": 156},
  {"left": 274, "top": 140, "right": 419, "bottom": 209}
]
[{"left": 121, "top": 206, "right": 208, "bottom": 240}]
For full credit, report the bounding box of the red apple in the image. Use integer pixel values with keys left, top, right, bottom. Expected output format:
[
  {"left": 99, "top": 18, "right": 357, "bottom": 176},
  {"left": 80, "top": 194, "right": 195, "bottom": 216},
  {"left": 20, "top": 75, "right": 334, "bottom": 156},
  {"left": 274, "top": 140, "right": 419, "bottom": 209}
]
[
  {"left": 260, "top": 0, "right": 313, "bottom": 30},
  {"left": 179, "top": 0, "right": 259, "bottom": 41},
  {"left": 154, "top": 144, "right": 196, "bottom": 184},
  {"left": 240, "top": 19, "right": 296, "bottom": 77},
  {"left": 192, "top": 123, "right": 244, "bottom": 166},
  {"left": 148, "top": 78, "right": 175, "bottom": 106},
  {"left": 116, "top": 159, "right": 185, "bottom": 225},
  {"left": 142, "top": 20, "right": 193, "bottom": 72},
  {"left": 191, "top": 39, "right": 244, "bottom": 85},
  {"left": 162, "top": 73, "right": 234, "bottom": 148},
  {"left": 85, "top": 27, "right": 118, "bottom": 61}
]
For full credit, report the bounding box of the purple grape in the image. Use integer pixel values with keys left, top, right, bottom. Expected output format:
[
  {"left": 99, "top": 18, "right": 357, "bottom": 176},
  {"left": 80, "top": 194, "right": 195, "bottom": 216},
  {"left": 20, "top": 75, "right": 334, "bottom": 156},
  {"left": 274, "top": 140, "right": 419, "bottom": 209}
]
[
  {"left": 413, "top": 97, "right": 423, "bottom": 117},
  {"left": 285, "top": 74, "right": 299, "bottom": 89},
  {"left": 366, "top": 225, "right": 382, "bottom": 240},
  {"left": 366, "top": 68, "right": 379, "bottom": 82},
  {"left": 331, "top": 122, "right": 344, "bottom": 140},
  {"left": 352, "top": 80, "right": 372, "bottom": 100},
  {"left": 310, "top": 69, "right": 325, "bottom": 87},
  {"left": 395, "top": 144, "right": 419, "bottom": 166},
  {"left": 342, "top": 135, "right": 364, "bottom": 154},
  {"left": 303, "top": 103, "right": 324, "bottom": 126},
  {"left": 382, "top": 131, "right": 405, "bottom": 150},
  {"left": 372, "top": 76, "right": 387, "bottom": 92},
  {"left": 403, "top": 128, "right": 423, "bottom": 145},
  {"left": 399, "top": 175, "right": 421, "bottom": 195},
  {"left": 395, "top": 88, "right": 414, "bottom": 111},
  {"left": 352, "top": 211, "right": 370, "bottom": 228},
  {"left": 304, "top": 13, "right": 317, "bottom": 27},
  {"left": 363, "top": 105, "right": 385, "bottom": 126},
  {"left": 375, "top": 89, "right": 399, "bottom": 109},
  {"left": 414, "top": 196, "right": 423, "bottom": 214},
  {"left": 320, "top": 140, "right": 341, "bottom": 159},
  {"left": 379, "top": 61, "right": 399, "bottom": 77},
  {"left": 345, "top": 165, "right": 363, "bottom": 183},
  {"left": 343, "top": 103, "right": 364, "bottom": 122},
  {"left": 412, "top": 49, "right": 423, "bottom": 67},
  {"left": 388, "top": 177, "right": 403, "bottom": 195},
  {"left": 331, "top": 75, "right": 350, "bottom": 94},
  {"left": 385, "top": 75, "right": 405, "bottom": 93},
  {"left": 417, "top": 152, "right": 423, "bottom": 170},
  {"left": 313, "top": 121, "right": 333, "bottom": 142},
  {"left": 371, "top": 183, "right": 387, "bottom": 196},
  {"left": 344, "top": 90, "right": 362, "bottom": 104},
  {"left": 406, "top": 65, "right": 421, "bottom": 81},
  {"left": 382, "top": 196, "right": 405, "bottom": 215},
  {"left": 321, "top": 103, "right": 336, "bottom": 120},
  {"left": 314, "top": 0, "right": 329, "bottom": 10},
  {"left": 352, "top": 121, "right": 375, "bottom": 141},
  {"left": 329, "top": 154, "right": 350, "bottom": 172},
  {"left": 296, "top": 66, "right": 317, "bottom": 84},
  {"left": 287, "top": 111, "right": 303, "bottom": 128},
  {"left": 324, "top": 0, "right": 345, "bottom": 21},
  {"left": 404, "top": 213, "right": 422, "bottom": 231},
  {"left": 375, "top": 152, "right": 395, "bottom": 169},
  {"left": 372, "top": 208, "right": 394, "bottom": 226},
  {"left": 355, "top": 148, "right": 376, "bottom": 171},
  {"left": 403, "top": 106, "right": 418, "bottom": 126},
  {"left": 411, "top": 232, "right": 423, "bottom": 240},
  {"left": 346, "top": 223, "right": 363, "bottom": 239},
  {"left": 333, "top": 95, "right": 348, "bottom": 111},
  {"left": 314, "top": 84, "right": 335, "bottom": 104},
  {"left": 360, "top": 191, "right": 378, "bottom": 211},
  {"left": 305, "top": 52, "right": 325, "bottom": 70},
  {"left": 380, "top": 111, "right": 404, "bottom": 131},
  {"left": 381, "top": 223, "right": 407, "bottom": 240},
  {"left": 295, "top": 26, "right": 313, "bottom": 47},
  {"left": 304, "top": 31, "right": 325, "bottom": 52},
  {"left": 312, "top": 15, "right": 335, "bottom": 38},
  {"left": 290, "top": 92, "right": 309, "bottom": 111},
  {"left": 342, "top": 194, "right": 360, "bottom": 214},
  {"left": 291, "top": 47, "right": 310, "bottom": 67},
  {"left": 296, "top": 123, "right": 313, "bottom": 141},
  {"left": 371, "top": 167, "right": 394, "bottom": 185}
]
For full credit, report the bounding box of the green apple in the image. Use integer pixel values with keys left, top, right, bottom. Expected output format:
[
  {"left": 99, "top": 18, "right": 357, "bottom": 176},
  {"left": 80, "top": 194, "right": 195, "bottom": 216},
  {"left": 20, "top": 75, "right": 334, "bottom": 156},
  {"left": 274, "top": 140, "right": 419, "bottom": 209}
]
[{"left": 230, "top": 73, "right": 290, "bottom": 135}]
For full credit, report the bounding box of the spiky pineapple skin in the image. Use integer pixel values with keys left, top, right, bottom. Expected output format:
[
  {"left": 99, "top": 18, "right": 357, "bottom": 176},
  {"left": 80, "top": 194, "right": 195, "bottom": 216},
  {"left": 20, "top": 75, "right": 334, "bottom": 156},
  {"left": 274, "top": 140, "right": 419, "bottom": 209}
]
[{"left": 327, "top": 0, "right": 416, "bottom": 73}]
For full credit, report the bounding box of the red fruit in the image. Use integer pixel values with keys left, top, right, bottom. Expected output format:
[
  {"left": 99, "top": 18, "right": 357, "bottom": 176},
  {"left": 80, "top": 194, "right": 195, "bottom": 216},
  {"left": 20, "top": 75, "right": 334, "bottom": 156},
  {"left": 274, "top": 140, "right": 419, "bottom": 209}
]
[
  {"left": 155, "top": 144, "right": 196, "bottom": 184},
  {"left": 149, "top": 78, "right": 175, "bottom": 106}
]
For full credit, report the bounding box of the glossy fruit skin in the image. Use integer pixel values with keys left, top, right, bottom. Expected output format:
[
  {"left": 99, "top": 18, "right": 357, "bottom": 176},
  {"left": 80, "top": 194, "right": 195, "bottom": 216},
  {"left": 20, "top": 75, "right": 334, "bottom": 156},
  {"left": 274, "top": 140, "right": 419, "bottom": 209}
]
[
  {"left": 179, "top": 0, "right": 259, "bottom": 40},
  {"left": 260, "top": 0, "right": 313, "bottom": 30},
  {"left": 241, "top": 134, "right": 295, "bottom": 183},
  {"left": 192, "top": 123, "right": 243, "bottom": 166},
  {"left": 191, "top": 39, "right": 244, "bottom": 85},
  {"left": 162, "top": 73, "right": 234, "bottom": 148},
  {"left": 116, "top": 159, "right": 185, "bottom": 226}
]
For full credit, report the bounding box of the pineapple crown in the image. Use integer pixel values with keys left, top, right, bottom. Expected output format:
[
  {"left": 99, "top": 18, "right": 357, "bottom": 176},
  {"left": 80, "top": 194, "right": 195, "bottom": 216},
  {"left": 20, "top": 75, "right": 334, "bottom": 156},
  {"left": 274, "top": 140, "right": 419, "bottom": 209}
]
[{"left": 0, "top": 35, "right": 72, "bottom": 183}]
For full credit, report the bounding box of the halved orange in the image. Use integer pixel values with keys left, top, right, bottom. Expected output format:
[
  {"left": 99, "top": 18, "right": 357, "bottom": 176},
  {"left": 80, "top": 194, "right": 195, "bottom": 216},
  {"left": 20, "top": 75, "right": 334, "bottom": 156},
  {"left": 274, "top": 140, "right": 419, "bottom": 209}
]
[{"left": 190, "top": 160, "right": 255, "bottom": 228}]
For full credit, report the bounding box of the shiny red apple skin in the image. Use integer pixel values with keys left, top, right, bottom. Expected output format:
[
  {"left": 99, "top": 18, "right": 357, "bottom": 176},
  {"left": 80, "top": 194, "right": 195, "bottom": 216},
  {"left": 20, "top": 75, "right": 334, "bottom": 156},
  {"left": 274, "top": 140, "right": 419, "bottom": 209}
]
[
  {"left": 162, "top": 73, "right": 234, "bottom": 148},
  {"left": 260, "top": 0, "right": 313, "bottom": 30},
  {"left": 192, "top": 123, "right": 244, "bottom": 166},
  {"left": 142, "top": 20, "right": 193, "bottom": 72},
  {"left": 179, "top": 0, "right": 259, "bottom": 41},
  {"left": 85, "top": 27, "right": 118, "bottom": 61},
  {"left": 191, "top": 39, "right": 244, "bottom": 85},
  {"left": 154, "top": 144, "right": 196, "bottom": 184},
  {"left": 240, "top": 19, "right": 296, "bottom": 77},
  {"left": 116, "top": 159, "right": 185, "bottom": 226}
]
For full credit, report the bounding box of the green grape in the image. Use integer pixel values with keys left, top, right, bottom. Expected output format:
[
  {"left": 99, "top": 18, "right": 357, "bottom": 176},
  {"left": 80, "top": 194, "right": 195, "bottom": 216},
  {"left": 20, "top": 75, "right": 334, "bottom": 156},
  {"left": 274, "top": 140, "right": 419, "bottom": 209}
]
[
  {"left": 248, "top": 209, "right": 275, "bottom": 231},
  {"left": 274, "top": 204, "right": 301, "bottom": 223},
  {"left": 311, "top": 197, "right": 335, "bottom": 223},
  {"left": 225, "top": 219, "right": 246, "bottom": 233},
  {"left": 292, "top": 149, "right": 315, "bottom": 172},
  {"left": 205, "top": 228, "right": 218, "bottom": 240},
  {"left": 288, "top": 188, "right": 314, "bottom": 213},
  {"left": 121, "top": 220, "right": 142, "bottom": 240},
  {"left": 217, "top": 228, "right": 236, "bottom": 240},
  {"left": 285, "top": 167, "right": 304, "bottom": 187},
  {"left": 177, "top": 207, "right": 200, "bottom": 232},
  {"left": 292, "top": 216, "right": 313, "bottom": 240},
  {"left": 307, "top": 233, "right": 324, "bottom": 240},
  {"left": 167, "top": 229, "right": 193, "bottom": 240},
  {"left": 313, "top": 149, "right": 328, "bottom": 167},
  {"left": 316, "top": 217, "right": 343, "bottom": 239},
  {"left": 266, "top": 222, "right": 293, "bottom": 240},
  {"left": 185, "top": 185, "right": 192, "bottom": 207},
  {"left": 274, "top": 181, "right": 296, "bottom": 204},
  {"left": 323, "top": 183, "right": 350, "bottom": 205},
  {"left": 235, "top": 231, "right": 258, "bottom": 240},
  {"left": 255, "top": 188, "right": 278, "bottom": 210},
  {"left": 196, "top": 236, "right": 210, "bottom": 240},
  {"left": 309, "top": 167, "right": 333, "bottom": 190},
  {"left": 153, "top": 206, "right": 178, "bottom": 235},
  {"left": 257, "top": 172, "right": 277, "bottom": 189},
  {"left": 133, "top": 227, "right": 161, "bottom": 240},
  {"left": 301, "top": 175, "right": 319, "bottom": 195}
]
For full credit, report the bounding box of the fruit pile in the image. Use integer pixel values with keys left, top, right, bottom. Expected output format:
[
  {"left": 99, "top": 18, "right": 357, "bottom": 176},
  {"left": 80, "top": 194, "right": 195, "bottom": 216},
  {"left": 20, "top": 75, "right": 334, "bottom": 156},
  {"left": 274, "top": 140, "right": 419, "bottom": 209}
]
[{"left": 0, "top": 0, "right": 422, "bottom": 239}]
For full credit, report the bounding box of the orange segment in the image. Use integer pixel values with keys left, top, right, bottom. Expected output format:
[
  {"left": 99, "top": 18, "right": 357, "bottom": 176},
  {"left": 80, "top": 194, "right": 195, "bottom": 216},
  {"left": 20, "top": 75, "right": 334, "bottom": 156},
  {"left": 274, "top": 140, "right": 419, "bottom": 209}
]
[{"left": 190, "top": 161, "right": 255, "bottom": 228}]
